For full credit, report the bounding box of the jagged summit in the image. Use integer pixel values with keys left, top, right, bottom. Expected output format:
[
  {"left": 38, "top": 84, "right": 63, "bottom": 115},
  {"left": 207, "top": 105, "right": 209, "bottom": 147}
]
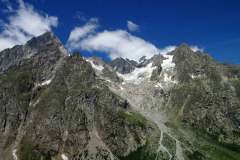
[
  {"left": 177, "top": 43, "right": 192, "bottom": 50},
  {"left": 109, "top": 57, "right": 137, "bottom": 74},
  {"left": 108, "top": 43, "right": 200, "bottom": 70},
  {"left": 167, "top": 43, "right": 196, "bottom": 56},
  {"left": 26, "top": 31, "right": 61, "bottom": 47},
  {"left": 0, "top": 31, "right": 68, "bottom": 74}
]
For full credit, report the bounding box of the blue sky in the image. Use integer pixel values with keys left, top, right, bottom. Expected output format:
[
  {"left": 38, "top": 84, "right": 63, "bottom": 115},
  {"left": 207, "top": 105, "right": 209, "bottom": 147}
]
[{"left": 0, "top": 0, "right": 239, "bottom": 64}]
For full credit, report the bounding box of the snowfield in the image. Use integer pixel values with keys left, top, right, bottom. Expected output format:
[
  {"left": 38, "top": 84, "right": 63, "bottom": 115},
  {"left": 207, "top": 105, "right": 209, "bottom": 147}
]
[
  {"left": 117, "top": 62, "right": 156, "bottom": 84},
  {"left": 86, "top": 59, "right": 104, "bottom": 71}
]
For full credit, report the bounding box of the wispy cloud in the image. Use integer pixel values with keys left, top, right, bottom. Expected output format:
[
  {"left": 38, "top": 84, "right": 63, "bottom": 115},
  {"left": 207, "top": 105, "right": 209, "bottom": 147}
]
[
  {"left": 0, "top": 0, "right": 58, "bottom": 51},
  {"left": 127, "top": 20, "right": 139, "bottom": 32},
  {"left": 67, "top": 19, "right": 176, "bottom": 61},
  {"left": 67, "top": 18, "right": 205, "bottom": 61},
  {"left": 80, "top": 30, "right": 162, "bottom": 61},
  {"left": 66, "top": 18, "right": 98, "bottom": 50},
  {"left": 190, "top": 45, "right": 204, "bottom": 52}
]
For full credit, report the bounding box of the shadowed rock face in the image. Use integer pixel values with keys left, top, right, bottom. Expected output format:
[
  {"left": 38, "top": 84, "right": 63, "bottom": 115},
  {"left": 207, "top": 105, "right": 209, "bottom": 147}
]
[
  {"left": 167, "top": 44, "right": 240, "bottom": 148},
  {"left": 0, "top": 32, "right": 68, "bottom": 75},
  {"left": 110, "top": 58, "right": 137, "bottom": 74},
  {"left": 0, "top": 32, "right": 160, "bottom": 160},
  {"left": 170, "top": 44, "right": 221, "bottom": 83}
]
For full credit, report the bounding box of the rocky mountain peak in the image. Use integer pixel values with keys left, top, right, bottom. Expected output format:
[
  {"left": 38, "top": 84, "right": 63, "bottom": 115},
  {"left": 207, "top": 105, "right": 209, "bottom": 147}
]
[
  {"left": 177, "top": 43, "right": 192, "bottom": 50},
  {"left": 110, "top": 57, "right": 137, "bottom": 74},
  {"left": 0, "top": 31, "right": 68, "bottom": 74},
  {"left": 169, "top": 43, "right": 221, "bottom": 83},
  {"left": 26, "top": 32, "right": 57, "bottom": 47},
  {"left": 26, "top": 31, "right": 68, "bottom": 57},
  {"left": 171, "top": 43, "right": 195, "bottom": 56}
]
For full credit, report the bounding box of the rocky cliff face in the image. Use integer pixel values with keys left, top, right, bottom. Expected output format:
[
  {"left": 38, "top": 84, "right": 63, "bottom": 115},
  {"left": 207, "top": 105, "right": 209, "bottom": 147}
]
[
  {"left": 0, "top": 33, "right": 160, "bottom": 160},
  {"left": 168, "top": 44, "right": 240, "bottom": 143}
]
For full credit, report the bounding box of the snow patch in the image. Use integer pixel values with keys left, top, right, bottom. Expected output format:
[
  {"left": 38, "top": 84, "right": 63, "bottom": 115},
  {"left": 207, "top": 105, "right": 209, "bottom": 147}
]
[
  {"left": 105, "top": 79, "right": 111, "bottom": 83},
  {"left": 61, "top": 154, "right": 69, "bottom": 160},
  {"left": 29, "top": 98, "right": 40, "bottom": 107},
  {"left": 86, "top": 59, "right": 104, "bottom": 71},
  {"left": 163, "top": 73, "right": 170, "bottom": 82},
  {"left": 35, "top": 79, "right": 52, "bottom": 88},
  {"left": 162, "top": 54, "right": 175, "bottom": 70},
  {"left": 117, "top": 63, "right": 156, "bottom": 84},
  {"left": 12, "top": 149, "right": 18, "bottom": 160},
  {"left": 155, "top": 83, "right": 163, "bottom": 88},
  {"left": 190, "top": 74, "right": 202, "bottom": 79},
  {"left": 41, "top": 79, "right": 52, "bottom": 86},
  {"left": 160, "top": 54, "right": 177, "bottom": 84}
]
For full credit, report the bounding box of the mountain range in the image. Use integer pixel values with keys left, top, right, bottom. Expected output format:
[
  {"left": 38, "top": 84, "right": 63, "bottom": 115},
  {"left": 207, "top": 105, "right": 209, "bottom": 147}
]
[{"left": 0, "top": 32, "right": 240, "bottom": 160}]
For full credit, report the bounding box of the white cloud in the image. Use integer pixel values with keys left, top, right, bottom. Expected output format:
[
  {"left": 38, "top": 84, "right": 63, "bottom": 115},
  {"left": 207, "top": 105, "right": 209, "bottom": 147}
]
[
  {"left": 0, "top": 0, "right": 58, "bottom": 51},
  {"left": 190, "top": 45, "right": 204, "bottom": 52},
  {"left": 66, "top": 18, "right": 98, "bottom": 50},
  {"left": 0, "top": 38, "right": 16, "bottom": 51},
  {"left": 80, "top": 30, "right": 160, "bottom": 61},
  {"left": 73, "top": 29, "right": 175, "bottom": 61},
  {"left": 127, "top": 20, "right": 139, "bottom": 32},
  {"left": 160, "top": 46, "right": 176, "bottom": 55},
  {"left": 67, "top": 19, "right": 205, "bottom": 62},
  {"left": 67, "top": 19, "right": 176, "bottom": 61}
]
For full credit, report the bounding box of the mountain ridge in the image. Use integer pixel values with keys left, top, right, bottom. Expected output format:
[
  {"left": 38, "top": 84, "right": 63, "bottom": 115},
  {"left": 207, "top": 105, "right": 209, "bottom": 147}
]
[
  {"left": 0, "top": 32, "right": 240, "bottom": 160},
  {"left": 0, "top": 32, "right": 161, "bottom": 160}
]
